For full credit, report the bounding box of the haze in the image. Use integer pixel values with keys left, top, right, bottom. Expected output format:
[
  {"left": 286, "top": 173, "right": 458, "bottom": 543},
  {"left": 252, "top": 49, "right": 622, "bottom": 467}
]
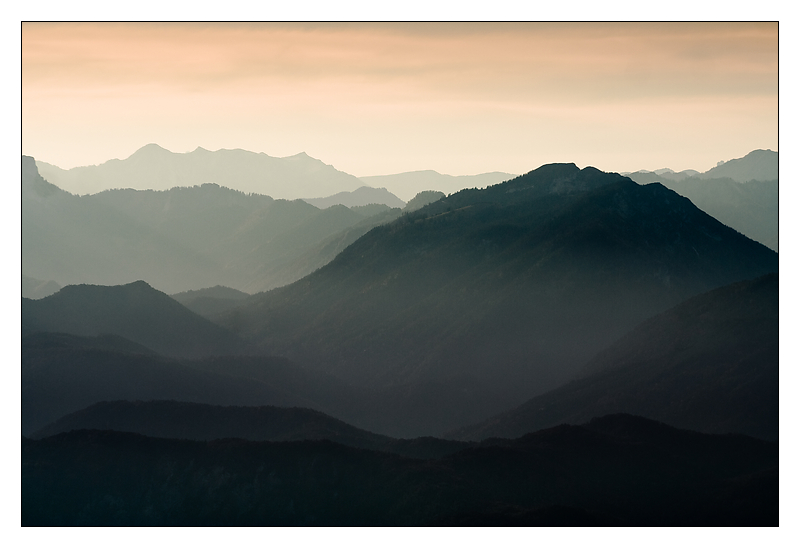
[{"left": 22, "top": 22, "right": 777, "bottom": 176}]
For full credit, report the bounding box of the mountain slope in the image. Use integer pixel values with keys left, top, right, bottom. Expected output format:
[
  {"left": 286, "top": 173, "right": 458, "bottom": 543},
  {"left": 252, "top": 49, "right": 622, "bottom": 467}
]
[
  {"left": 36, "top": 144, "right": 364, "bottom": 198},
  {"left": 220, "top": 163, "right": 777, "bottom": 435},
  {"left": 450, "top": 274, "right": 778, "bottom": 441},
  {"left": 22, "top": 281, "right": 246, "bottom": 358},
  {"left": 625, "top": 170, "right": 778, "bottom": 252}
]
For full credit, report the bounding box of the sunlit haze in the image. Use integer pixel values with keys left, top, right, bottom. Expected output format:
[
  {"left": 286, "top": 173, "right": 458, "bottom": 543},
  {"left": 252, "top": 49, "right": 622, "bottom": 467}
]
[{"left": 23, "top": 22, "right": 777, "bottom": 177}]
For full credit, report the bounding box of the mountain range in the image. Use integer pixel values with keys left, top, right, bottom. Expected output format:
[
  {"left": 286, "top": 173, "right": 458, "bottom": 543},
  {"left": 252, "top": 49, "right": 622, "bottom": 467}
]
[
  {"left": 35, "top": 144, "right": 364, "bottom": 199},
  {"left": 217, "top": 163, "right": 777, "bottom": 435},
  {"left": 20, "top": 148, "right": 779, "bottom": 525},
  {"left": 23, "top": 156, "right": 407, "bottom": 293}
]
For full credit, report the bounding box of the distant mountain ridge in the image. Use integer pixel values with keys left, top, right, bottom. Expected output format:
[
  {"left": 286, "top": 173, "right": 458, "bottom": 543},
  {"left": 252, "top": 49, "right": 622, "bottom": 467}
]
[
  {"left": 23, "top": 156, "right": 403, "bottom": 293},
  {"left": 303, "top": 186, "right": 406, "bottom": 209},
  {"left": 35, "top": 144, "right": 365, "bottom": 199}
]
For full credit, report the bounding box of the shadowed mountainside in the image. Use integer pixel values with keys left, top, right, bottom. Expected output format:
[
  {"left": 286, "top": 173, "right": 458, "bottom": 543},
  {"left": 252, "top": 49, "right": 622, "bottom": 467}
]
[
  {"left": 22, "top": 414, "right": 777, "bottom": 526},
  {"left": 450, "top": 274, "right": 778, "bottom": 441},
  {"left": 219, "top": 163, "right": 778, "bottom": 435}
]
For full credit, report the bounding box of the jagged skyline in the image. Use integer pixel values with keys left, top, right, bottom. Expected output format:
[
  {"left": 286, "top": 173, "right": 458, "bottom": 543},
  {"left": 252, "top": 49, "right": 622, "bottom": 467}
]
[{"left": 22, "top": 22, "right": 777, "bottom": 177}]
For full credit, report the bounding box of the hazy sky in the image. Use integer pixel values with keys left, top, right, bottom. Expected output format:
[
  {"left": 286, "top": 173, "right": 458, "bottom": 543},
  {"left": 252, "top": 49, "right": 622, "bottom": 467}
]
[{"left": 22, "top": 22, "right": 777, "bottom": 176}]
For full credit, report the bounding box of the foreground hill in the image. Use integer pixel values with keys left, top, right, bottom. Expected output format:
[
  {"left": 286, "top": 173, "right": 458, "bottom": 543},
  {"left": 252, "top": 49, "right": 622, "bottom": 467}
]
[
  {"left": 23, "top": 155, "right": 399, "bottom": 293},
  {"left": 221, "top": 163, "right": 777, "bottom": 435},
  {"left": 451, "top": 274, "right": 778, "bottom": 441},
  {"left": 35, "top": 144, "right": 364, "bottom": 198},
  {"left": 22, "top": 414, "right": 777, "bottom": 526},
  {"left": 22, "top": 281, "right": 246, "bottom": 358}
]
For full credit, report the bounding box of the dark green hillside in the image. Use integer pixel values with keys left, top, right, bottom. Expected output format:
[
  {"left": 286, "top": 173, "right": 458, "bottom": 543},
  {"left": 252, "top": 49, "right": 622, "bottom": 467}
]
[
  {"left": 22, "top": 414, "right": 777, "bottom": 526},
  {"left": 22, "top": 281, "right": 246, "bottom": 358},
  {"left": 222, "top": 163, "right": 777, "bottom": 435},
  {"left": 451, "top": 274, "right": 778, "bottom": 441}
]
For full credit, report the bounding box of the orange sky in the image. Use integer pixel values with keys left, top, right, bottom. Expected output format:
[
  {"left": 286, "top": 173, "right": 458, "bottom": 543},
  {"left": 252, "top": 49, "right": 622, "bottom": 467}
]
[{"left": 22, "top": 22, "right": 778, "bottom": 176}]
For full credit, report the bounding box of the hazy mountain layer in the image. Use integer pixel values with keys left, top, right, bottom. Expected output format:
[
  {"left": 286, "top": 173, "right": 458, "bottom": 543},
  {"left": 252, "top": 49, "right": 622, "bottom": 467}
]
[
  {"left": 170, "top": 286, "right": 251, "bottom": 318},
  {"left": 23, "top": 414, "right": 777, "bottom": 526},
  {"left": 403, "top": 190, "right": 445, "bottom": 212},
  {"left": 21, "top": 275, "right": 61, "bottom": 300},
  {"left": 22, "top": 281, "right": 246, "bottom": 359},
  {"left": 701, "top": 149, "right": 777, "bottom": 182},
  {"left": 23, "top": 156, "right": 399, "bottom": 293},
  {"left": 220, "top": 163, "right": 778, "bottom": 435},
  {"left": 450, "top": 274, "right": 778, "bottom": 441},
  {"left": 35, "top": 144, "right": 364, "bottom": 199},
  {"left": 359, "top": 170, "right": 515, "bottom": 201},
  {"left": 303, "top": 186, "right": 406, "bottom": 209}
]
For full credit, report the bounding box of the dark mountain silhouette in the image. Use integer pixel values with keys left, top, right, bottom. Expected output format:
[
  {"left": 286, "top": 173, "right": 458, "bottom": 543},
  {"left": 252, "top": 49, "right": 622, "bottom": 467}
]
[
  {"left": 30, "top": 400, "right": 471, "bottom": 460},
  {"left": 23, "top": 156, "right": 400, "bottom": 293},
  {"left": 36, "top": 144, "right": 364, "bottom": 198},
  {"left": 701, "top": 149, "right": 777, "bottom": 182},
  {"left": 22, "top": 281, "right": 245, "bottom": 358},
  {"left": 170, "top": 286, "right": 251, "bottom": 318},
  {"left": 22, "top": 414, "right": 777, "bottom": 526},
  {"left": 359, "top": 169, "right": 515, "bottom": 201},
  {"left": 625, "top": 171, "right": 778, "bottom": 252},
  {"left": 624, "top": 150, "right": 778, "bottom": 251},
  {"left": 403, "top": 190, "right": 445, "bottom": 212},
  {"left": 303, "top": 186, "right": 406, "bottom": 209},
  {"left": 219, "top": 163, "right": 777, "bottom": 436},
  {"left": 22, "top": 275, "right": 61, "bottom": 299},
  {"left": 450, "top": 274, "right": 778, "bottom": 441}
]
